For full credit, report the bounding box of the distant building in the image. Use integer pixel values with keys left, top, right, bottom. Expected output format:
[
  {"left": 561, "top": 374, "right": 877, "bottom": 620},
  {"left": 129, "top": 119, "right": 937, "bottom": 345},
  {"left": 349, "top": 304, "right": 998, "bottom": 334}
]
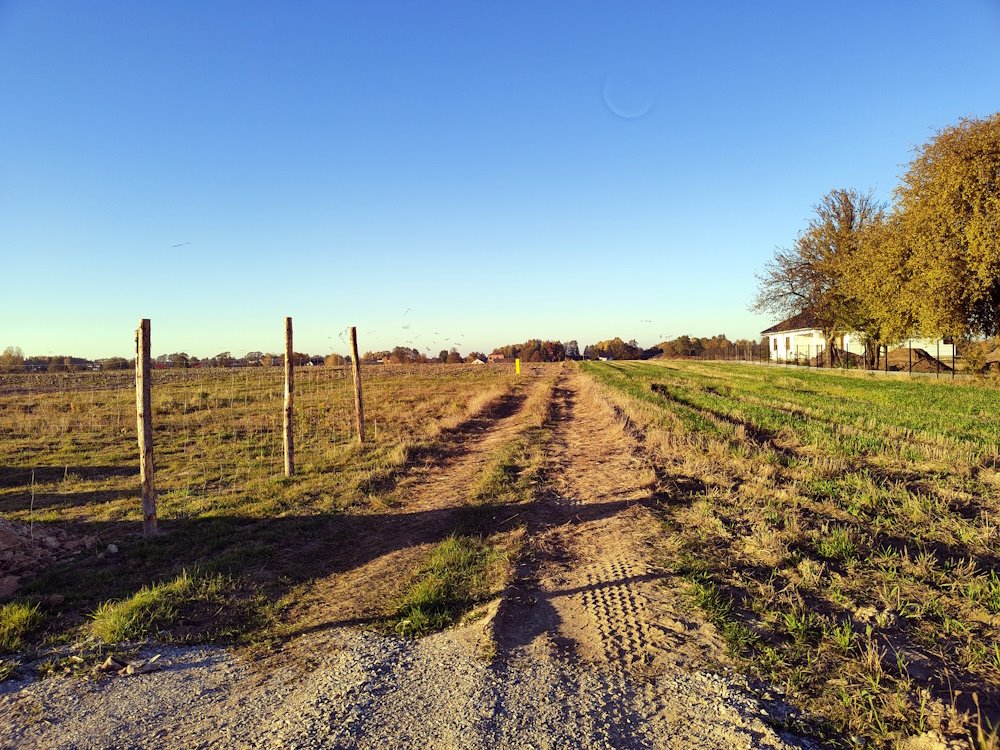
[
  {"left": 487, "top": 352, "right": 515, "bottom": 364},
  {"left": 761, "top": 313, "right": 954, "bottom": 362}
]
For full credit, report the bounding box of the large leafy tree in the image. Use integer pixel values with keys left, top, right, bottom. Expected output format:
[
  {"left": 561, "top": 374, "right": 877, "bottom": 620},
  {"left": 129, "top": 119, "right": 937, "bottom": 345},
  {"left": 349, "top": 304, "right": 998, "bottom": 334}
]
[
  {"left": 894, "top": 114, "right": 1000, "bottom": 338},
  {"left": 492, "top": 339, "right": 566, "bottom": 362},
  {"left": 387, "top": 346, "right": 422, "bottom": 364},
  {"left": 841, "top": 214, "right": 916, "bottom": 362},
  {"left": 752, "top": 188, "right": 884, "bottom": 365}
]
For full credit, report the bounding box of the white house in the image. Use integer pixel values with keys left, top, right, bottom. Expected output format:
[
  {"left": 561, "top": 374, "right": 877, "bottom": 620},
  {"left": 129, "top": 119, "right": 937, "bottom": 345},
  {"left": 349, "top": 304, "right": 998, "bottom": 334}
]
[{"left": 761, "top": 313, "right": 954, "bottom": 363}]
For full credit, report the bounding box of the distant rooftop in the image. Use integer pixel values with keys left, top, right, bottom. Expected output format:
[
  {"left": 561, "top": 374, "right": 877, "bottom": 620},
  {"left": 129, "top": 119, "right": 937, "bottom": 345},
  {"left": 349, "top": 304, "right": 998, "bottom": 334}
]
[{"left": 760, "top": 311, "right": 821, "bottom": 335}]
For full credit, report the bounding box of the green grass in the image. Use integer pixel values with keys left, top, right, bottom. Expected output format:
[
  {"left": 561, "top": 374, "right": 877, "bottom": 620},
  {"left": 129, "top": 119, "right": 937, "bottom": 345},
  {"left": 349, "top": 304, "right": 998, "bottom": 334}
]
[
  {"left": 389, "top": 374, "right": 556, "bottom": 638},
  {"left": 389, "top": 535, "right": 512, "bottom": 637},
  {"left": 90, "top": 569, "right": 227, "bottom": 643},
  {"left": 581, "top": 359, "right": 1000, "bottom": 749},
  {"left": 471, "top": 440, "right": 539, "bottom": 507},
  {"left": 0, "top": 601, "right": 43, "bottom": 653}
]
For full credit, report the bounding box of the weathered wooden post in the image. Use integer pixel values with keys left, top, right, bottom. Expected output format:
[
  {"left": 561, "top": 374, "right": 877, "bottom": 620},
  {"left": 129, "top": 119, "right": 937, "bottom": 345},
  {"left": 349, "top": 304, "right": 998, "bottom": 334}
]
[
  {"left": 283, "top": 317, "right": 294, "bottom": 477},
  {"left": 135, "top": 319, "right": 157, "bottom": 536},
  {"left": 350, "top": 326, "right": 365, "bottom": 444}
]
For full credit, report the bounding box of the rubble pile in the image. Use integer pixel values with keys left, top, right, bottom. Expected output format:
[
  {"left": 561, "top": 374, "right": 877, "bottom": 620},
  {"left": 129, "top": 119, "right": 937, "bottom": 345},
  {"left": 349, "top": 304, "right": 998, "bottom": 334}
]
[{"left": 0, "top": 518, "right": 96, "bottom": 598}]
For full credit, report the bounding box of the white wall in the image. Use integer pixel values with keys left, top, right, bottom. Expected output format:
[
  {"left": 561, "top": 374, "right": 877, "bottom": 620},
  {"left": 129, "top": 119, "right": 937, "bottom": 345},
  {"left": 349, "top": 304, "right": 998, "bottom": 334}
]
[
  {"left": 767, "top": 330, "right": 955, "bottom": 362},
  {"left": 769, "top": 330, "right": 825, "bottom": 362}
]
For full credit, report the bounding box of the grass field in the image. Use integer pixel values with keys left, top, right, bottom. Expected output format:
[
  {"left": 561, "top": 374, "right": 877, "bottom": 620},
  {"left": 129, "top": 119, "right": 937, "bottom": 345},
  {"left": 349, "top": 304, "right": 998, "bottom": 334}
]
[
  {"left": 2, "top": 359, "right": 999, "bottom": 747},
  {"left": 0, "top": 364, "right": 533, "bottom": 661},
  {"left": 582, "top": 360, "right": 1000, "bottom": 745}
]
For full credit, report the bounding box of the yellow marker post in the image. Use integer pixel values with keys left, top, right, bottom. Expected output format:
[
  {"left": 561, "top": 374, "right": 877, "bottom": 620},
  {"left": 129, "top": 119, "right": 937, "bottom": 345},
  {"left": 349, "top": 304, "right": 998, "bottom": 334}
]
[{"left": 515, "top": 358, "right": 521, "bottom": 375}]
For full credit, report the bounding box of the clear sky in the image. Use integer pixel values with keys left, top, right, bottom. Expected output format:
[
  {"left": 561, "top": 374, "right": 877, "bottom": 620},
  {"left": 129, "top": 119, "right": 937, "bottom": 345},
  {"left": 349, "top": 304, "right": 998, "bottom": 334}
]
[{"left": 2, "top": 2, "right": 1000, "bottom": 359}]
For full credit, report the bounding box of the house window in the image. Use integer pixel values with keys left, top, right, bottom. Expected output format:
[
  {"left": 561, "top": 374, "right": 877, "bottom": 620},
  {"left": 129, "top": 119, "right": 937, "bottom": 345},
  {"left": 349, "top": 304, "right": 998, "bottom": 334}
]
[
  {"left": 772, "top": 338, "right": 777, "bottom": 351},
  {"left": 785, "top": 336, "right": 790, "bottom": 352}
]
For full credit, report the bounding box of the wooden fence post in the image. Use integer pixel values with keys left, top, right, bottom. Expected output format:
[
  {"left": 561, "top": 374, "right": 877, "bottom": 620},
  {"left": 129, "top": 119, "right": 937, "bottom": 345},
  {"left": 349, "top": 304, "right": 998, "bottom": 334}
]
[
  {"left": 350, "top": 326, "right": 365, "bottom": 444},
  {"left": 135, "top": 319, "right": 157, "bottom": 536},
  {"left": 283, "top": 317, "right": 294, "bottom": 477}
]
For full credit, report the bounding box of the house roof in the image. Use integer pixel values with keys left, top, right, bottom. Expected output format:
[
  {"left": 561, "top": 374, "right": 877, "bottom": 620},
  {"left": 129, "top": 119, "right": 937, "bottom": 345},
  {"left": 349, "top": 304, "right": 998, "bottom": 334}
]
[{"left": 760, "top": 311, "right": 822, "bottom": 335}]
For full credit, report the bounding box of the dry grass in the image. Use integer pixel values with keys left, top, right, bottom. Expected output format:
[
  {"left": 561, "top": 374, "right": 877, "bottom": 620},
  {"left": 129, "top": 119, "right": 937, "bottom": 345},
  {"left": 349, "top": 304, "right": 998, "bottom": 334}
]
[{"left": 0, "top": 364, "right": 527, "bottom": 656}]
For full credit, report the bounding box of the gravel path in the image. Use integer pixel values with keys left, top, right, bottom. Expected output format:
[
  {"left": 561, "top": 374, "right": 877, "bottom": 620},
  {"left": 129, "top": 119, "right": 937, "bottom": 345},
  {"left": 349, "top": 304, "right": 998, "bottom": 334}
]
[{"left": 1, "top": 626, "right": 815, "bottom": 749}]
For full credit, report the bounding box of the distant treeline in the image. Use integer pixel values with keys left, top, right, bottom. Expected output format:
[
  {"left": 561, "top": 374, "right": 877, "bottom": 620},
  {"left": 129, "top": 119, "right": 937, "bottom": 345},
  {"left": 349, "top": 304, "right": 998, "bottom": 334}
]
[
  {"left": 0, "top": 347, "right": 348, "bottom": 373},
  {"left": 0, "top": 349, "right": 129, "bottom": 373},
  {"left": 653, "top": 335, "right": 757, "bottom": 358},
  {"left": 490, "top": 336, "right": 757, "bottom": 361},
  {"left": 359, "top": 347, "right": 487, "bottom": 364},
  {"left": 1, "top": 334, "right": 768, "bottom": 373}
]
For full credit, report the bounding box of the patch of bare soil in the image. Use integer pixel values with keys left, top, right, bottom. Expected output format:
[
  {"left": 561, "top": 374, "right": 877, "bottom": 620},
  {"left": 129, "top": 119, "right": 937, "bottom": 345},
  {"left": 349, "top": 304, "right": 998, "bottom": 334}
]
[
  {"left": 887, "top": 348, "right": 952, "bottom": 373},
  {"left": 493, "top": 375, "right": 723, "bottom": 671},
  {"left": 0, "top": 518, "right": 99, "bottom": 598},
  {"left": 281, "top": 384, "right": 541, "bottom": 636},
  {"left": 490, "top": 371, "right": 806, "bottom": 748}
]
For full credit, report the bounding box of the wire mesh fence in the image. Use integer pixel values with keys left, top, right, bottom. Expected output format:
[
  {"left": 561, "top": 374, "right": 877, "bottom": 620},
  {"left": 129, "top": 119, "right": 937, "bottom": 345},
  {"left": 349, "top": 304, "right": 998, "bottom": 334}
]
[
  {"left": 681, "top": 341, "right": 969, "bottom": 379},
  {"left": 0, "top": 362, "right": 519, "bottom": 533}
]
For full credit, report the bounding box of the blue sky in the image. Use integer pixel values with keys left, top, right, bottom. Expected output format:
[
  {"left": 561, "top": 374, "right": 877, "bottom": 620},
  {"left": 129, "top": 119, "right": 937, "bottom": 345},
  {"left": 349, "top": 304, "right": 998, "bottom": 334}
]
[{"left": 2, "top": 2, "right": 1000, "bottom": 359}]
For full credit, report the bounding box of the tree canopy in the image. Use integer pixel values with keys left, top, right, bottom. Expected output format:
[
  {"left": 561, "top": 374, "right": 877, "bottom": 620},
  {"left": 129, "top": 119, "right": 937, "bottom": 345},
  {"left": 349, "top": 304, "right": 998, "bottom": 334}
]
[
  {"left": 492, "top": 339, "right": 566, "bottom": 362},
  {"left": 752, "top": 188, "right": 884, "bottom": 362},
  {"left": 654, "top": 335, "right": 754, "bottom": 358},
  {"left": 0, "top": 346, "right": 25, "bottom": 372},
  {"left": 894, "top": 114, "right": 1000, "bottom": 338},
  {"left": 753, "top": 112, "right": 1000, "bottom": 351}
]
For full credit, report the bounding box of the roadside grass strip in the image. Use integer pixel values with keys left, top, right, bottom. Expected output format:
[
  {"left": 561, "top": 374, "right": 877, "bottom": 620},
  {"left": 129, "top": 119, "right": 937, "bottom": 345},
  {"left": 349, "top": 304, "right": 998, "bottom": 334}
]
[
  {"left": 388, "top": 372, "right": 559, "bottom": 638},
  {"left": 89, "top": 569, "right": 270, "bottom": 644},
  {"left": 581, "top": 360, "right": 1000, "bottom": 749},
  {"left": 388, "top": 535, "right": 514, "bottom": 638},
  {"left": 0, "top": 601, "right": 43, "bottom": 653}
]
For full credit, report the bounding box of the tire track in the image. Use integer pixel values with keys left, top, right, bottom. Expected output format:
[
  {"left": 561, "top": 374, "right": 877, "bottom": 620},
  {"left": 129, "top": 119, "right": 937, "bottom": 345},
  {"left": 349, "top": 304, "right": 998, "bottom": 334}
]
[{"left": 493, "top": 369, "right": 720, "bottom": 673}]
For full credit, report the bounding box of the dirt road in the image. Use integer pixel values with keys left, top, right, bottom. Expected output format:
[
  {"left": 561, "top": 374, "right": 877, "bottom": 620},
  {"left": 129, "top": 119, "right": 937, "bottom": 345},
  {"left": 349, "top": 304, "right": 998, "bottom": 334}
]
[{"left": 0, "top": 369, "right": 813, "bottom": 749}]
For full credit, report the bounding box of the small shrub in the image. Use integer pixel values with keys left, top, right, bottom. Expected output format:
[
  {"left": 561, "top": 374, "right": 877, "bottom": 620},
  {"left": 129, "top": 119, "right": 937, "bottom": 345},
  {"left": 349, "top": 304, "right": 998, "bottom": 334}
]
[
  {"left": 391, "top": 535, "right": 509, "bottom": 637},
  {"left": 816, "top": 525, "right": 856, "bottom": 563},
  {"left": 89, "top": 570, "right": 228, "bottom": 643},
  {"left": 828, "top": 620, "right": 855, "bottom": 651},
  {"left": 0, "top": 602, "right": 43, "bottom": 653},
  {"left": 966, "top": 570, "right": 1000, "bottom": 614}
]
